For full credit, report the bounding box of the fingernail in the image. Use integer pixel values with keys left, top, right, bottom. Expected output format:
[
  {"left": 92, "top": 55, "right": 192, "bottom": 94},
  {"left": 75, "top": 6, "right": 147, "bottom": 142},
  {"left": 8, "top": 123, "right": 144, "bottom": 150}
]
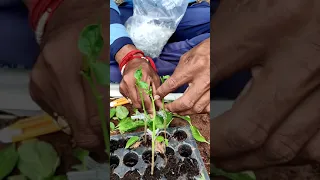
[{"left": 154, "top": 95, "right": 160, "bottom": 100}]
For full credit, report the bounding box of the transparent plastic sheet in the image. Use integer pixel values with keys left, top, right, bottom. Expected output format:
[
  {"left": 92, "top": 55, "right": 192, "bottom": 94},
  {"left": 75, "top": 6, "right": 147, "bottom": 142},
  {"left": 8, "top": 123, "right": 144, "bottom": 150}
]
[{"left": 125, "top": 0, "right": 189, "bottom": 58}]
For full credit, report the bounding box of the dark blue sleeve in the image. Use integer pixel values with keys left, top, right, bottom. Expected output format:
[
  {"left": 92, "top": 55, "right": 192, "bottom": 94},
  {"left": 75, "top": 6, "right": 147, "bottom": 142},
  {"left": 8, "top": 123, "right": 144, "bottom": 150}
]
[{"left": 110, "top": 0, "right": 134, "bottom": 61}]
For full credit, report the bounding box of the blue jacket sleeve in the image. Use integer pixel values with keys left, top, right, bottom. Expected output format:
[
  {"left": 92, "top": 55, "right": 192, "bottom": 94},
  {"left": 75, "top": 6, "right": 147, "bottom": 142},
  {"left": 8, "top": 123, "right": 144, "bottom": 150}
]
[{"left": 110, "top": 0, "right": 134, "bottom": 61}]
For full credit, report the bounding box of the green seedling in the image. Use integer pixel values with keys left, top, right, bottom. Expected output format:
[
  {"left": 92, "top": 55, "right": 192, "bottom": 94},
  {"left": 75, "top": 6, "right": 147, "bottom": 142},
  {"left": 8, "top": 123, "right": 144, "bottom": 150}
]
[
  {"left": 78, "top": 24, "right": 109, "bottom": 155},
  {"left": 134, "top": 69, "right": 151, "bottom": 144},
  {"left": 125, "top": 136, "right": 140, "bottom": 149},
  {"left": 134, "top": 67, "right": 158, "bottom": 175},
  {"left": 159, "top": 75, "right": 170, "bottom": 144}
]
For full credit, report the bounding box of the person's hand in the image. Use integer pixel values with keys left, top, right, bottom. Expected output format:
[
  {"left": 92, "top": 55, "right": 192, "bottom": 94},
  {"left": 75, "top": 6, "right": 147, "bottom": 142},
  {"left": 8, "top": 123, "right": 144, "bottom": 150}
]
[
  {"left": 155, "top": 38, "right": 210, "bottom": 115},
  {"left": 29, "top": 0, "right": 108, "bottom": 150},
  {"left": 211, "top": 0, "right": 320, "bottom": 171},
  {"left": 117, "top": 46, "right": 160, "bottom": 112}
]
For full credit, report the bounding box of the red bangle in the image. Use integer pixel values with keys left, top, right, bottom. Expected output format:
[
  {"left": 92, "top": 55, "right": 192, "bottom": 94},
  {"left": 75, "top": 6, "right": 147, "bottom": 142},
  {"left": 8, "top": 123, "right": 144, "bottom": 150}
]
[{"left": 119, "top": 50, "right": 157, "bottom": 74}]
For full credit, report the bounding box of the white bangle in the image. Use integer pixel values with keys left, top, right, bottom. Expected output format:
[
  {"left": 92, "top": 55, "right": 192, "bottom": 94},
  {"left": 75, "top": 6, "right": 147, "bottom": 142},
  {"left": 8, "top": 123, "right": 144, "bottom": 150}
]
[{"left": 120, "top": 56, "right": 150, "bottom": 76}]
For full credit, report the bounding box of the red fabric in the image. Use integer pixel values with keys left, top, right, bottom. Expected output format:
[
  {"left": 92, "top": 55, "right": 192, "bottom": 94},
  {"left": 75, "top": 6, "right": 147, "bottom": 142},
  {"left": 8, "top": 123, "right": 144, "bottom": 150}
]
[
  {"left": 29, "top": 0, "right": 64, "bottom": 30},
  {"left": 119, "top": 50, "right": 157, "bottom": 72}
]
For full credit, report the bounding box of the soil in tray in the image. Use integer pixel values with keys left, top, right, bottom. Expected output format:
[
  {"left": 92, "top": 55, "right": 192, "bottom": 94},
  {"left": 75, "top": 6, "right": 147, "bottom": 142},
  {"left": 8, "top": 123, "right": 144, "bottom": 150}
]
[
  {"left": 110, "top": 103, "right": 211, "bottom": 174},
  {"left": 111, "top": 131, "right": 201, "bottom": 180}
]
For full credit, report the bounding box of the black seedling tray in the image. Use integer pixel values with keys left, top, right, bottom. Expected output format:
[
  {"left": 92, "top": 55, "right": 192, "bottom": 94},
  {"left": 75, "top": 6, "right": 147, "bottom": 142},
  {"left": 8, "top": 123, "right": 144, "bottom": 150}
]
[{"left": 110, "top": 126, "right": 210, "bottom": 180}]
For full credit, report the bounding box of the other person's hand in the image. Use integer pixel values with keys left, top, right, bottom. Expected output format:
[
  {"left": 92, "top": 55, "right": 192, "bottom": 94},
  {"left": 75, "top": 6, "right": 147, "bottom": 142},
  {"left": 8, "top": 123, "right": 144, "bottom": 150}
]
[
  {"left": 211, "top": 0, "right": 320, "bottom": 171},
  {"left": 155, "top": 38, "right": 210, "bottom": 115}
]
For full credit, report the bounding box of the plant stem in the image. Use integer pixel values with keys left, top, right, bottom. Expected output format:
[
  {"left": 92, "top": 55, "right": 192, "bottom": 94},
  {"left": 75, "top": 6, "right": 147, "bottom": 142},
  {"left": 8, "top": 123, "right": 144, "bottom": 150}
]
[
  {"left": 162, "top": 100, "right": 167, "bottom": 142},
  {"left": 81, "top": 71, "right": 110, "bottom": 155},
  {"left": 150, "top": 95, "right": 156, "bottom": 175},
  {"left": 138, "top": 88, "right": 148, "bottom": 144}
]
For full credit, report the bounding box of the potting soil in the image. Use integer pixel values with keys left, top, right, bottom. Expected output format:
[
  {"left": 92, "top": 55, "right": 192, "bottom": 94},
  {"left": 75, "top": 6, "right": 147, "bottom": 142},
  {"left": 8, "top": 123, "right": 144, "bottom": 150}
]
[{"left": 110, "top": 126, "right": 210, "bottom": 180}]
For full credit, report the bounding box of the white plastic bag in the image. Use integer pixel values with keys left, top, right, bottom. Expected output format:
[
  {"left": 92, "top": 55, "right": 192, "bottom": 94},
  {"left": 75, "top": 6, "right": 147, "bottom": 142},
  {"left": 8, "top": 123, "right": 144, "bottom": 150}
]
[{"left": 125, "top": 0, "right": 189, "bottom": 58}]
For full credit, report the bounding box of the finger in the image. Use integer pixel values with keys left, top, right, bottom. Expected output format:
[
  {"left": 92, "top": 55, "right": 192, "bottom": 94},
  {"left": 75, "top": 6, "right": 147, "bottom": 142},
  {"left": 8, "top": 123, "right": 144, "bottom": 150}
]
[
  {"left": 211, "top": 60, "right": 317, "bottom": 159},
  {"left": 215, "top": 86, "right": 320, "bottom": 171},
  {"left": 119, "top": 81, "right": 130, "bottom": 98},
  {"left": 156, "top": 69, "right": 191, "bottom": 99},
  {"left": 124, "top": 79, "right": 141, "bottom": 109},
  {"left": 29, "top": 58, "right": 60, "bottom": 116},
  {"left": 165, "top": 78, "right": 210, "bottom": 113},
  {"left": 176, "top": 90, "right": 210, "bottom": 115}
]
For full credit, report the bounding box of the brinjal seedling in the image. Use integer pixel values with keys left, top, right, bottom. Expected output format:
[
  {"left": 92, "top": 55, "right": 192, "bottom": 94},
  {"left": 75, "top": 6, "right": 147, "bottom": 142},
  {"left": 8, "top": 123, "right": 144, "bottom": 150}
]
[{"left": 78, "top": 23, "right": 110, "bottom": 154}]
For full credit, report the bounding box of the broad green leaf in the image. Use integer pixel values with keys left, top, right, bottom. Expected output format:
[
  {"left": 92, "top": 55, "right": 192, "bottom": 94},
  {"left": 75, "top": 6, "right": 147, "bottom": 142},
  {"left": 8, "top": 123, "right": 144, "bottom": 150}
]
[
  {"left": 212, "top": 167, "right": 256, "bottom": 180},
  {"left": 116, "top": 106, "right": 129, "bottom": 120},
  {"left": 78, "top": 24, "right": 104, "bottom": 60},
  {"left": 164, "top": 139, "right": 169, "bottom": 146},
  {"left": 17, "top": 140, "right": 60, "bottom": 180},
  {"left": 117, "top": 118, "right": 144, "bottom": 133},
  {"left": 125, "top": 136, "right": 140, "bottom": 149},
  {"left": 52, "top": 175, "right": 68, "bottom": 180},
  {"left": 156, "top": 136, "right": 164, "bottom": 142},
  {"left": 7, "top": 175, "right": 27, "bottom": 180},
  {"left": 173, "top": 114, "right": 191, "bottom": 125},
  {"left": 134, "top": 68, "right": 142, "bottom": 81},
  {"left": 148, "top": 115, "right": 164, "bottom": 129},
  {"left": 110, "top": 108, "right": 116, "bottom": 118},
  {"left": 190, "top": 126, "right": 209, "bottom": 144},
  {"left": 0, "top": 144, "right": 18, "bottom": 180},
  {"left": 110, "top": 122, "right": 115, "bottom": 131},
  {"left": 137, "top": 81, "right": 149, "bottom": 90},
  {"left": 73, "top": 148, "right": 89, "bottom": 162},
  {"left": 90, "top": 62, "right": 109, "bottom": 85}
]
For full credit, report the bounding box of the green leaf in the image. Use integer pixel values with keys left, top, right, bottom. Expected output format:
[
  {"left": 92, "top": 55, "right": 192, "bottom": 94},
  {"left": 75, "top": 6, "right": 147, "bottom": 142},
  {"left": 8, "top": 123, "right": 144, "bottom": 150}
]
[
  {"left": 7, "top": 175, "right": 27, "bottom": 180},
  {"left": 116, "top": 106, "right": 129, "bottom": 120},
  {"left": 125, "top": 136, "right": 140, "bottom": 149},
  {"left": 52, "top": 175, "right": 68, "bottom": 180},
  {"left": 90, "top": 62, "right": 109, "bottom": 85},
  {"left": 73, "top": 148, "right": 89, "bottom": 163},
  {"left": 148, "top": 115, "right": 164, "bottom": 129},
  {"left": 160, "top": 75, "right": 170, "bottom": 84},
  {"left": 117, "top": 118, "right": 144, "bottom": 133},
  {"left": 164, "top": 139, "right": 169, "bottom": 146},
  {"left": 165, "top": 111, "right": 173, "bottom": 127},
  {"left": 134, "top": 68, "right": 142, "bottom": 81},
  {"left": 173, "top": 114, "right": 191, "bottom": 125},
  {"left": 110, "top": 122, "right": 115, "bottom": 131},
  {"left": 190, "top": 126, "right": 209, "bottom": 144},
  {"left": 0, "top": 144, "right": 18, "bottom": 180},
  {"left": 78, "top": 24, "right": 104, "bottom": 60},
  {"left": 137, "top": 81, "right": 149, "bottom": 90},
  {"left": 156, "top": 136, "right": 164, "bottom": 142},
  {"left": 17, "top": 140, "right": 60, "bottom": 180},
  {"left": 212, "top": 168, "right": 256, "bottom": 180},
  {"left": 110, "top": 108, "right": 116, "bottom": 118}
]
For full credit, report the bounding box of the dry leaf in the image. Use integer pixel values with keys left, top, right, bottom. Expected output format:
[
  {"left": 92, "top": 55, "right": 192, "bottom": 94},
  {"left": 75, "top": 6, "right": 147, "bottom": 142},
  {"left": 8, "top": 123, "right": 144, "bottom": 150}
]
[
  {"left": 155, "top": 141, "right": 165, "bottom": 154},
  {"left": 131, "top": 141, "right": 141, "bottom": 149}
]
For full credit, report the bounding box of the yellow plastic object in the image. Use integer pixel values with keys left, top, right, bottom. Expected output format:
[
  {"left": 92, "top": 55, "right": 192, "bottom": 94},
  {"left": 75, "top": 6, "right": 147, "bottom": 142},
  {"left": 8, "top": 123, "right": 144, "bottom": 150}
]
[
  {"left": 9, "top": 114, "right": 61, "bottom": 143},
  {"left": 110, "top": 97, "right": 131, "bottom": 107}
]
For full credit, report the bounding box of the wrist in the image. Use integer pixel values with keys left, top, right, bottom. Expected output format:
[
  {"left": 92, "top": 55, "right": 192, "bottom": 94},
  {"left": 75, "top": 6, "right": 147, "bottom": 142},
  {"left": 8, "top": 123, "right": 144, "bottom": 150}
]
[{"left": 115, "top": 44, "right": 143, "bottom": 64}]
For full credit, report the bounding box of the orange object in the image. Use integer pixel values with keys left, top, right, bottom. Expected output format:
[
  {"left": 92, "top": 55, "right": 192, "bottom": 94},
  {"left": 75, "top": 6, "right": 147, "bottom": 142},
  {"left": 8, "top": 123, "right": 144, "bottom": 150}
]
[{"left": 110, "top": 97, "right": 131, "bottom": 107}]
